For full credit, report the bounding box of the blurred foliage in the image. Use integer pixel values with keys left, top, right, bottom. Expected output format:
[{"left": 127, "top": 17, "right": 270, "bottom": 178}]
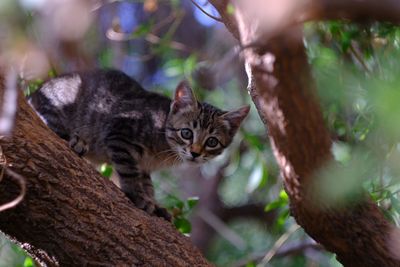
[
  {"left": 305, "top": 21, "right": 400, "bottom": 228},
  {"left": 164, "top": 195, "right": 199, "bottom": 234},
  {"left": 99, "top": 163, "right": 113, "bottom": 179},
  {"left": 1, "top": 1, "right": 400, "bottom": 267},
  {"left": 0, "top": 234, "right": 35, "bottom": 267},
  {"left": 207, "top": 219, "right": 271, "bottom": 266}
]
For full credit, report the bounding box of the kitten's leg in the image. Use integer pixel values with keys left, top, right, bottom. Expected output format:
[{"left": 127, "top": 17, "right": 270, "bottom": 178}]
[
  {"left": 69, "top": 133, "right": 89, "bottom": 156},
  {"left": 105, "top": 140, "right": 172, "bottom": 221}
]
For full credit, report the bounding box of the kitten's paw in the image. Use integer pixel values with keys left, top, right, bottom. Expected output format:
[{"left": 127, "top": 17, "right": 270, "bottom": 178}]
[
  {"left": 154, "top": 205, "right": 172, "bottom": 222},
  {"left": 69, "top": 134, "right": 88, "bottom": 156},
  {"left": 126, "top": 192, "right": 156, "bottom": 213},
  {"left": 126, "top": 192, "right": 172, "bottom": 221}
]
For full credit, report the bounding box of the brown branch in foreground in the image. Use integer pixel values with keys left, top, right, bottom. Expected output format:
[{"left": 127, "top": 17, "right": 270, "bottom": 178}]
[
  {"left": 309, "top": 0, "right": 400, "bottom": 24},
  {"left": 208, "top": 0, "right": 400, "bottom": 52},
  {"left": 0, "top": 77, "right": 210, "bottom": 266}
]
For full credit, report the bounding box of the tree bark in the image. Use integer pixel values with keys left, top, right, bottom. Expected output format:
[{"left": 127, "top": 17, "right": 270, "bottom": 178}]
[
  {"left": 0, "top": 83, "right": 210, "bottom": 266},
  {"left": 208, "top": 1, "right": 400, "bottom": 266}
]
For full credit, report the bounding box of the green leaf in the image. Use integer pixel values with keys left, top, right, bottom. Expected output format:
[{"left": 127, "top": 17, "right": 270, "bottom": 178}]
[
  {"left": 264, "top": 200, "right": 283, "bottom": 212},
  {"left": 100, "top": 163, "right": 113, "bottom": 178},
  {"left": 340, "top": 31, "right": 353, "bottom": 52},
  {"left": 164, "top": 195, "right": 185, "bottom": 210},
  {"left": 48, "top": 68, "right": 57, "bottom": 78},
  {"left": 99, "top": 48, "right": 112, "bottom": 68},
  {"left": 24, "top": 257, "right": 34, "bottom": 267},
  {"left": 226, "top": 4, "right": 235, "bottom": 15},
  {"left": 328, "top": 21, "right": 341, "bottom": 35},
  {"left": 243, "top": 132, "right": 264, "bottom": 151},
  {"left": 184, "top": 54, "right": 197, "bottom": 76},
  {"left": 164, "top": 58, "right": 185, "bottom": 77},
  {"left": 276, "top": 209, "right": 290, "bottom": 230},
  {"left": 279, "top": 190, "right": 288, "bottom": 201},
  {"left": 245, "top": 262, "right": 256, "bottom": 267},
  {"left": 174, "top": 217, "right": 192, "bottom": 234},
  {"left": 187, "top": 197, "right": 199, "bottom": 209},
  {"left": 265, "top": 190, "right": 288, "bottom": 212},
  {"left": 133, "top": 20, "right": 154, "bottom": 37},
  {"left": 24, "top": 79, "right": 45, "bottom": 96}
]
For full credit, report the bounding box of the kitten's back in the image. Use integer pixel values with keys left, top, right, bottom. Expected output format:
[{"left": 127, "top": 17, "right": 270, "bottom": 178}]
[{"left": 29, "top": 69, "right": 146, "bottom": 139}]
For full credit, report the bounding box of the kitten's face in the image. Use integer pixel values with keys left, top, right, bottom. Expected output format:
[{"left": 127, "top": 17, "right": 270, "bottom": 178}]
[{"left": 166, "top": 81, "right": 249, "bottom": 164}]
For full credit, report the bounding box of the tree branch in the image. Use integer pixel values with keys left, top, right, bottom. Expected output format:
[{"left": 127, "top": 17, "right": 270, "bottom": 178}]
[
  {"left": 208, "top": 0, "right": 400, "bottom": 51},
  {"left": 208, "top": 0, "right": 400, "bottom": 266},
  {"left": 0, "top": 78, "right": 210, "bottom": 266},
  {"left": 309, "top": 0, "right": 400, "bottom": 24}
]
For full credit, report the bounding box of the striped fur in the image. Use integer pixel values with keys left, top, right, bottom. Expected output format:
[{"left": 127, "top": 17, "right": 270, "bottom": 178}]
[{"left": 29, "top": 69, "right": 249, "bottom": 220}]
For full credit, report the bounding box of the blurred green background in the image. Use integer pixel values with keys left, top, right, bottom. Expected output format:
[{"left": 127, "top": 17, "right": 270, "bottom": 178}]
[{"left": 1, "top": 1, "right": 400, "bottom": 266}]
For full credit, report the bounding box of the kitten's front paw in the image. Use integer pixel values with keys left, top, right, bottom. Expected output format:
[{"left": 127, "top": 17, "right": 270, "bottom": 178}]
[
  {"left": 154, "top": 205, "right": 172, "bottom": 222},
  {"left": 69, "top": 134, "right": 89, "bottom": 156},
  {"left": 126, "top": 192, "right": 172, "bottom": 221}
]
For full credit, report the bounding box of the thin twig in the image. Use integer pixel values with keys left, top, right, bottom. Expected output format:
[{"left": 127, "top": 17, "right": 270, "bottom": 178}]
[
  {"left": 349, "top": 42, "right": 372, "bottom": 74},
  {"left": 106, "top": 29, "right": 189, "bottom": 52},
  {"left": 190, "top": 0, "right": 223, "bottom": 22},
  {"left": 151, "top": 12, "right": 177, "bottom": 34},
  {"left": 232, "top": 241, "right": 322, "bottom": 267},
  {"left": 198, "top": 208, "right": 246, "bottom": 250},
  {"left": 106, "top": 10, "right": 190, "bottom": 53},
  {"left": 0, "top": 169, "right": 26, "bottom": 212},
  {"left": 258, "top": 223, "right": 301, "bottom": 266}
]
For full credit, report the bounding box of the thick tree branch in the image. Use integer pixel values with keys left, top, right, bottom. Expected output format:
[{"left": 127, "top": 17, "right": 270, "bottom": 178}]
[
  {"left": 0, "top": 82, "right": 210, "bottom": 265},
  {"left": 209, "top": 0, "right": 400, "bottom": 51},
  {"left": 208, "top": 0, "right": 400, "bottom": 266},
  {"left": 310, "top": 0, "right": 400, "bottom": 24}
]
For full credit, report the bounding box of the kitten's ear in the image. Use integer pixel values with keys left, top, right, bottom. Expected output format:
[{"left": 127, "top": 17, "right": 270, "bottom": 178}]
[
  {"left": 222, "top": 105, "right": 250, "bottom": 130},
  {"left": 171, "top": 81, "right": 198, "bottom": 113}
]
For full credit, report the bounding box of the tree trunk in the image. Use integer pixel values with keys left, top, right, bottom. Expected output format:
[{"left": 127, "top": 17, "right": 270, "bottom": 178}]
[
  {"left": 0, "top": 82, "right": 210, "bottom": 266},
  {"left": 209, "top": 1, "right": 400, "bottom": 266}
]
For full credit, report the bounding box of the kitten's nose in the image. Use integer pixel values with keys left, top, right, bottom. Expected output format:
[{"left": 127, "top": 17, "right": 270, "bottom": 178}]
[{"left": 190, "top": 151, "right": 200, "bottom": 158}]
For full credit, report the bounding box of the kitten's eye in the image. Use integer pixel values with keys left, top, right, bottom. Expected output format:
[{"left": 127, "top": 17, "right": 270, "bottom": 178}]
[
  {"left": 206, "top": 137, "right": 219, "bottom": 148},
  {"left": 180, "top": 128, "right": 193, "bottom": 140}
]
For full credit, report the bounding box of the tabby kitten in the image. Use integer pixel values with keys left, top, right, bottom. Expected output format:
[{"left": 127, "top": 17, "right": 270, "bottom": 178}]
[{"left": 29, "top": 69, "right": 249, "bottom": 220}]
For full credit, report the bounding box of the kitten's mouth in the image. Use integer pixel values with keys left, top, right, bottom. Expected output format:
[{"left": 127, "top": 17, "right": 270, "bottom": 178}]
[
  {"left": 181, "top": 155, "right": 200, "bottom": 164},
  {"left": 187, "top": 158, "right": 198, "bottom": 163}
]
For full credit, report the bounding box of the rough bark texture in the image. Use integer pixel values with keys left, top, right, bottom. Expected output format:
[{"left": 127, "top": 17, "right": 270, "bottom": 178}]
[
  {"left": 245, "top": 29, "right": 400, "bottom": 267},
  {"left": 208, "top": 0, "right": 400, "bottom": 266},
  {"left": 0, "top": 86, "right": 210, "bottom": 266}
]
